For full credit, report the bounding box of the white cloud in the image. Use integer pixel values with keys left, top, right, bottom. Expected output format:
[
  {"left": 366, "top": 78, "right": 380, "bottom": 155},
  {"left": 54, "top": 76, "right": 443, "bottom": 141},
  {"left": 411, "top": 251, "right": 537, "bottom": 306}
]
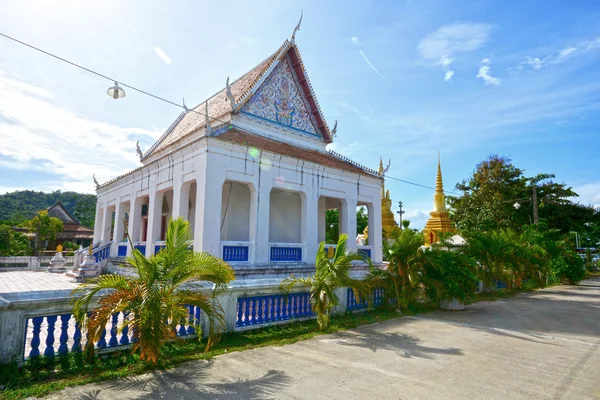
[
  {"left": 573, "top": 182, "right": 600, "bottom": 209},
  {"left": 350, "top": 36, "right": 360, "bottom": 45},
  {"left": 0, "top": 73, "right": 161, "bottom": 193},
  {"left": 154, "top": 47, "right": 172, "bottom": 65},
  {"left": 519, "top": 36, "right": 600, "bottom": 71},
  {"left": 418, "top": 22, "right": 492, "bottom": 81},
  {"left": 476, "top": 58, "right": 501, "bottom": 86}
]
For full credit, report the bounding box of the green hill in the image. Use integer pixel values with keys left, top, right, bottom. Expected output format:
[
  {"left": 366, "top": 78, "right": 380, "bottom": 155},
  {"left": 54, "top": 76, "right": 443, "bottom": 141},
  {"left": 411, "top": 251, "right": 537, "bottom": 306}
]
[{"left": 0, "top": 190, "right": 96, "bottom": 228}]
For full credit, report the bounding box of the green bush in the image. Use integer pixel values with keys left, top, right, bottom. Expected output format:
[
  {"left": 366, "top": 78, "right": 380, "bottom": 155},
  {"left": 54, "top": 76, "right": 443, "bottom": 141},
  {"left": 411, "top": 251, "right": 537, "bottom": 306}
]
[
  {"left": 549, "top": 250, "right": 585, "bottom": 284},
  {"left": 423, "top": 249, "right": 479, "bottom": 303}
]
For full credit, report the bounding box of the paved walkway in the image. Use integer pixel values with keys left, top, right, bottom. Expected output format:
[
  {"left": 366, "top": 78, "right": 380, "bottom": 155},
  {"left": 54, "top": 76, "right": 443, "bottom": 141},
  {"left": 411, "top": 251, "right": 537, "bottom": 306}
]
[
  {"left": 0, "top": 271, "right": 77, "bottom": 296},
  {"left": 46, "top": 278, "right": 600, "bottom": 399}
]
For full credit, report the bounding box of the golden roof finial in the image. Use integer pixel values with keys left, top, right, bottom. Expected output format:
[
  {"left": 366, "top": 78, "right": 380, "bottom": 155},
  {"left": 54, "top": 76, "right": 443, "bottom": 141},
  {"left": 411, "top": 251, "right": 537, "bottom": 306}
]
[
  {"left": 378, "top": 156, "right": 384, "bottom": 175},
  {"left": 436, "top": 150, "right": 444, "bottom": 193},
  {"left": 88, "top": 243, "right": 93, "bottom": 255}
]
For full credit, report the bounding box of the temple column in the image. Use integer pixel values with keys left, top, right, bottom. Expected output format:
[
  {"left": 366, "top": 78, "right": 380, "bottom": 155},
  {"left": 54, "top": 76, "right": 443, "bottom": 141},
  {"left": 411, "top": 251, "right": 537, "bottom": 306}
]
[
  {"left": 303, "top": 189, "right": 319, "bottom": 264},
  {"left": 100, "top": 203, "right": 113, "bottom": 244},
  {"left": 317, "top": 197, "right": 326, "bottom": 244},
  {"left": 93, "top": 200, "right": 102, "bottom": 243},
  {"left": 127, "top": 196, "right": 143, "bottom": 256},
  {"left": 111, "top": 201, "right": 126, "bottom": 256},
  {"left": 193, "top": 155, "right": 223, "bottom": 256},
  {"left": 254, "top": 182, "right": 272, "bottom": 264},
  {"left": 145, "top": 189, "right": 164, "bottom": 257},
  {"left": 367, "top": 202, "right": 383, "bottom": 263},
  {"left": 341, "top": 197, "right": 357, "bottom": 252},
  {"left": 247, "top": 186, "right": 258, "bottom": 263},
  {"left": 172, "top": 180, "right": 190, "bottom": 221}
]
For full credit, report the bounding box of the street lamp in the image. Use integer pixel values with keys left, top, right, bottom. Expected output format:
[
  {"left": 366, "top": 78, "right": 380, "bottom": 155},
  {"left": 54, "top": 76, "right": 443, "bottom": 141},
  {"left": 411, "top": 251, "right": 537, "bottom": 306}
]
[
  {"left": 107, "top": 81, "right": 126, "bottom": 99},
  {"left": 513, "top": 202, "right": 521, "bottom": 210}
]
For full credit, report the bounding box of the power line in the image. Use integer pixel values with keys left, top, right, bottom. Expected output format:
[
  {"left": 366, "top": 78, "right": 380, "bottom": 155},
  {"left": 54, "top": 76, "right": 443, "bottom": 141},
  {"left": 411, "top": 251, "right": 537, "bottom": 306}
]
[
  {"left": 0, "top": 31, "right": 231, "bottom": 126},
  {"left": 0, "top": 30, "right": 466, "bottom": 197}
]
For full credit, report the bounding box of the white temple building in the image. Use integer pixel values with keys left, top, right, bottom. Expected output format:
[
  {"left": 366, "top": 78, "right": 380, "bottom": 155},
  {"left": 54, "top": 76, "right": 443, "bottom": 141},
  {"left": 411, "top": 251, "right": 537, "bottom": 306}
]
[{"left": 92, "top": 26, "right": 383, "bottom": 276}]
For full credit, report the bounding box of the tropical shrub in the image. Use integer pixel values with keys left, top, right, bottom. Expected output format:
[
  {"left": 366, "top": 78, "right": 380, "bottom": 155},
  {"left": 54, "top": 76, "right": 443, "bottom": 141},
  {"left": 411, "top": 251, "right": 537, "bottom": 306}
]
[
  {"left": 421, "top": 248, "right": 479, "bottom": 303},
  {"left": 72, "top": 217, "right": 235, "bottom": 364},
  {"left": 281, "top": 234, "right": 364, "bottom": 330},
  {"left": 549, "top": 250, "right": 585, "bottom": 284}
]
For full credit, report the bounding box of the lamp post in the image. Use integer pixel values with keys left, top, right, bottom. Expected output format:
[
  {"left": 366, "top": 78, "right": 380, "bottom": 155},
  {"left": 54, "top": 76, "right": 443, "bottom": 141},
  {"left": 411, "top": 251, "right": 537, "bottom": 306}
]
[{"left": 513, "top": 183, "right": 539, "bottom": 225}]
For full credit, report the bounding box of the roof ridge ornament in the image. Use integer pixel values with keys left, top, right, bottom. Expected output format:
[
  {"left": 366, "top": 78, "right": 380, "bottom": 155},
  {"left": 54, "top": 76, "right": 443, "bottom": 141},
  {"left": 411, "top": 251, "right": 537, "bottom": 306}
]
[
  {"left": 183, "top": 97, "right": 189, "bottom": 113},
  {"left": 205, "top": 101, "right": 212, "bottom": 135},
  {"left": 93, "top": 174, "right": 100, "bottom": 190},
  {"left": 291, "top": 11, "right": 303, "bottom": 45},
  {"left": 226, "top": 76, "right": 237, "bottom": 110},
  {"left": 331, "top": 120, "right": 337, "bottom": 138},
  {"left": 136, "top": 140, "right": 143, "bottom": 161}
]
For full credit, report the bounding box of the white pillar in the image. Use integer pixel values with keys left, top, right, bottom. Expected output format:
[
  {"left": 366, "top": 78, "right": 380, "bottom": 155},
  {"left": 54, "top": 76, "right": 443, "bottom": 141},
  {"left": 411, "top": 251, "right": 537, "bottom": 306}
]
[
  {"left": 128, "top": 197, "right": 143, "bottom": 256},
  {"left": 112, "top": 201, "right": 126, "bottom": 256},
  {"left": 303, "top": 190, "right": 319, "bottom": 264},
  {"left": 100, "top": 203, "right": 113, "bottom": 243},
  {"left": 341, "top": 198, "right": 358, "bottom": 252},
  {"left": 317, "top": 197, "right": 326, "bottom": 244},
  {"left": 145, "top": 190, "right": 164, "bottom": 257},
  {"left": 248, "top": 186, "right": 258, "bottom": 263},
  {"left": 193, "top": 155, "right": 223, "bottom": 256},
  {"left": 254, "top": 183, "right": 272, "bottom": 264},
  {"left": 370, "top": 202, "right": 383, "bottom": 264},
  {"left": 172, "top": 181, "right": 190, "bottom": 221},
  {"left": 93, "top": 201, "right": 103, "bottom": 244}
]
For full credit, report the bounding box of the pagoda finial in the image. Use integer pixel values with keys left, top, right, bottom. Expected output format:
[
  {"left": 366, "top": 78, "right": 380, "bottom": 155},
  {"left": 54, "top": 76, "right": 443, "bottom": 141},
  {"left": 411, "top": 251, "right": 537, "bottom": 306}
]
[
  {"left": 436, "top": 150, "right": 444, "bottom": 193},
  {"left": 205, "top": 102, "right": 212, "bottom": 135},
  {"left": 291, "top": 11, "right": 303, "bottom": 45},
  {"left": 331, "top": 120, "right": 338, "bottom": 138},
  {"left": 135, "top": 140, "right": 143, "bottom": 161}
]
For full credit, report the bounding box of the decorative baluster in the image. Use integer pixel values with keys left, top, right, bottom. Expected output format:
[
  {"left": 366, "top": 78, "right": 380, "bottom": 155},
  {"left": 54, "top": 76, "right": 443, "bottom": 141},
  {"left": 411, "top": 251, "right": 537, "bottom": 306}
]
[
  {"left": 273, "top": 297, "right": 280, "bottom": 321},
  {"left": 72, "top": 320, "right": 82, "bottom": 352},
  {"left": 290, "top": 295, "right": 296, "bottom": 319},
  {"left": 267, "top": 298, "right": 273, "bottom": 322},
  {"left": 108, "top": 313, "right": 119, "bottom": 347},
  {"left": 44, "top": 315, "right": 57, "bottom": 358},
  {"left": 248, "top": 299, "right": 255, "bottom": 325},
  {"left": 255, "top": 298, "right": 263, "bottom": 324},
  {"left": 236, "top": 299, "right": 242, "bottom": 326},
  {"left": 58, "top": 314, "right": 71, "bottom": 355},
  {"left": 29, "top": 317, "right": 44, "bottom": 358},
  {"left": 120, "top": 312, "right": 130, "bottom": 345},
  {"left": 242, "top": 300, "right": 249, "bottom": 326},
  {"left": 97, "top": 327, "right": 107, "bottom": 349}
]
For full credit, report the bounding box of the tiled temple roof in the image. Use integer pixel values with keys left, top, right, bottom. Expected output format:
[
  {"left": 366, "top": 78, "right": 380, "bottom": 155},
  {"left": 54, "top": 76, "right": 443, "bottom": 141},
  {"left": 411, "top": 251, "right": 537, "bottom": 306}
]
[{"left": 215, "top": 129, "right": 379, "bottom": 177}]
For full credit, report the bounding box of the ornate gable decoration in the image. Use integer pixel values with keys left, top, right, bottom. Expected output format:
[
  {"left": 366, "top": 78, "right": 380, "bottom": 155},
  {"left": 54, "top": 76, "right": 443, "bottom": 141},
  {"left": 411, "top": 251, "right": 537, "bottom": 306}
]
[{"left": 240, "top": 53, "right": 323, "bottom": 140}]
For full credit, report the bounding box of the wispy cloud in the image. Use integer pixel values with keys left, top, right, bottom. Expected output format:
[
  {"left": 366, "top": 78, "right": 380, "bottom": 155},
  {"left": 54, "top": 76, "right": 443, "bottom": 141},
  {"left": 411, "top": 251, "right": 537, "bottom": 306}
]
[
  {"left": 573, "top": 182, "right": 600, "bottom": 208},
  {"left": 0, "top": 73, "right": 161, "bottom": 193},
  {"left": 359, "top": 50, "right": 386, "bottom": 80},
  {"left": 154, "top": 47, "right": 172, "bottom": 65},
  {"left": 418, "top": 22, "right": 493, "bottom": 82},
  {"left": 518, "top": 36, "right": 600, "bottom": 71},
  {"left": 476, "top": 58, "right": 501, "bottom": 86},
  {"left": 350, "top": 36, "right": 360, "bottom": 45}
]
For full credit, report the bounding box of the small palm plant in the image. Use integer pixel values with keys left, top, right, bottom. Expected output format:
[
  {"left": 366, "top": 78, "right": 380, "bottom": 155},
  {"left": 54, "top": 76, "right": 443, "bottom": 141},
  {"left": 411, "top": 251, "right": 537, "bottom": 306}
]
[
  {"left": 71, "top": 217, "right": 235, "bottom": 364},
  {"left": 281, "top": 234, "right": 364, "bottom": 330}
]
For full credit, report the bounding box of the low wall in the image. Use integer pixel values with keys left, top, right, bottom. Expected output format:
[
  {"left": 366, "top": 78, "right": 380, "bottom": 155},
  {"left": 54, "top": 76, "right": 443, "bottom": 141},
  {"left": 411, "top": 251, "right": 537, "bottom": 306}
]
[
  {"left": 0, "top": 256, "right": 75, "bottom": 272},
  {"left": 0, "top": 279, "right": 362, "bottom": 365}
]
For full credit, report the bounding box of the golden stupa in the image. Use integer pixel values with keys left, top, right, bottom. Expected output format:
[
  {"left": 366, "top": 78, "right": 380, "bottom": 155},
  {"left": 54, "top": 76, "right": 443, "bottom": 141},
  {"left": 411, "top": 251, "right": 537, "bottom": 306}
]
[
  {"left": 378, "top": 157, "right": 398, "bottom": 235},
  {"left": 423, "top": 153, "right": 455, "bottom": 246}
]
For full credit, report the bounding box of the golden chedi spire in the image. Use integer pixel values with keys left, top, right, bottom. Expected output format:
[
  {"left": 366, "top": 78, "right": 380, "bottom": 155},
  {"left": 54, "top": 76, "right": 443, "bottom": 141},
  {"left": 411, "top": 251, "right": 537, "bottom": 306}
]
[{"left": 423, "top": 151, "right": 455, "bottom": 246}]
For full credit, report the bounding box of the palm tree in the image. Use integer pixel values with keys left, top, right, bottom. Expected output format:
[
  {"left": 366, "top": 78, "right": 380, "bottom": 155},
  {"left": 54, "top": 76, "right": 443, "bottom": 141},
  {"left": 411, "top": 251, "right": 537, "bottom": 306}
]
[
  {"left": 280, "top": 234, "right": 364, "bottom": 330},
  {"left": 71, "top": 217, "right": 235, "bottom": 364},
  {"left": 367, "top": 226, "right": 426, "bottom": 312}
]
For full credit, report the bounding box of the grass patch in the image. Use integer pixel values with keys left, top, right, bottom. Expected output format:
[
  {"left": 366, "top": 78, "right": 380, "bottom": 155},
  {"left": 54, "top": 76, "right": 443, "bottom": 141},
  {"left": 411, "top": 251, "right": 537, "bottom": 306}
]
[{"left": 0, "top": 308, "right": 402, "bottom": 399}]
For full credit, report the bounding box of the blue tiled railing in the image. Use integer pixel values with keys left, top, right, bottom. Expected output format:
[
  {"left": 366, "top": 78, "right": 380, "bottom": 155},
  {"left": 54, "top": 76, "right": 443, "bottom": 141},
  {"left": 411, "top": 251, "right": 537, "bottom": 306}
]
[
  {"left": 236, "top": 292, "right": 313, "bottom": 327},
  {"left": 134, "top": 243, "right": 146, "bottom": 255},
  {"left": 270, "top": 246, "right": 302, "bottom": 262},
  {"left": 223, "top": 245, "right": 249, "bottom": 262},
  {"left": 358, "top": 248, "right": 372, "bottom": 259},
  {"left": 23, "top": 305, "right": 201, "bottom": 360},
  {"left": 93, "top": 243, "right": 112, "bottom": 263},
  {"left": 346, "top": 288, "right": 384, "bottom": 312},
  {"left": 117, "top": 243, "right": 128, "bottom": 257}
]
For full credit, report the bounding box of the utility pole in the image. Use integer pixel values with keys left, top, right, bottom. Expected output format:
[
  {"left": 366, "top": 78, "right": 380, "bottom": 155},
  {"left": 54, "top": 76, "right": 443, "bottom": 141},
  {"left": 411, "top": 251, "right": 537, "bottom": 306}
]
[
  {"left": 397, "top": 201, "right": 405, "bottom": 229},
  {"left": 532, "top": 183, "right": 539, "bottom": 225}
]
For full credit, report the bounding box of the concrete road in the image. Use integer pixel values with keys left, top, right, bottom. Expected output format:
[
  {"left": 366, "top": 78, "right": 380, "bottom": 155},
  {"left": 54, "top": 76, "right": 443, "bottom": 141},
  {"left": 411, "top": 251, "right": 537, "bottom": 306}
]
[{"left": 46, "top": 278, "right": 600, "bottom": 399}]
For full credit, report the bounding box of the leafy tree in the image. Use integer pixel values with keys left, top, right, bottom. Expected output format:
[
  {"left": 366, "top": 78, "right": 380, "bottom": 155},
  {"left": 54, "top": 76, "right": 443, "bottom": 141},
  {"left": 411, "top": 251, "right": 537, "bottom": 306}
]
[
  {"left": 281, "top": 234, "right": 364, "bottom": 330},
  {"left": 74, "top": 195, "right": 97, "bottom": 228},
  {"left": 367, "top": 226, "right": 425, "bottom": 311},
  {"left": 21, "top": 210, "right": 63, "bottom": 254},
  {"left": 325, "top": 207, "right": 371, "bottom": 244},
  {"left": 549, "top": 251, "right": 585, "bottom": 284},
  {"left": 448, "top": 155, "right": 577, "bottom": 233},
  {"left": 0, "top": 225, "right": 31, "bottom": 256},
  {"left": 72, "top": 218, "right": 235, "bottom": 364},
  {"left": 356, "top": 207, "right": 369, "bottom": 235}
]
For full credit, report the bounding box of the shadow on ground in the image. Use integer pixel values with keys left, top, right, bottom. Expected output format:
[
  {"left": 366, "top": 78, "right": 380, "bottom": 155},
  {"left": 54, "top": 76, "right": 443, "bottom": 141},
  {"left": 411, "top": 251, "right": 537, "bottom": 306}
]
[
  {"left": 77, "top": 362, "right": 290, "bottom": 400},
  {"left": 328, "top": 329, "right": 463, "bottom": 359}
]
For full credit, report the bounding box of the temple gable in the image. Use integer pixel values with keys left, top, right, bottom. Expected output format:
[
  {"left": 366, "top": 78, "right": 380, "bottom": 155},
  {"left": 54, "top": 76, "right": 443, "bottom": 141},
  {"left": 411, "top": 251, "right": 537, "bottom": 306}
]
[{"left": 240, "top": 54, "right": 323, "bottom": 140}]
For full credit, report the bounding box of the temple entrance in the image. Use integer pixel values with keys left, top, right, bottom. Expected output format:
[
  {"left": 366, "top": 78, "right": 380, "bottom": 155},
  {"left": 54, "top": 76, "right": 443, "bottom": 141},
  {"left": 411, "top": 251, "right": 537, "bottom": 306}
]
[
  {"left": 269, "top": 188, "right": 303, "bottom": 262},
  {"left": 318, "top": 196, "right": 343, "bottom": 244}
]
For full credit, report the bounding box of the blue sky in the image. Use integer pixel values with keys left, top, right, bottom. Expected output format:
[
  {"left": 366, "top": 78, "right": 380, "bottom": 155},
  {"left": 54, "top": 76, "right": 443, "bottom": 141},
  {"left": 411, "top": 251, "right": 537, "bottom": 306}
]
[{"left": 1, "top": 0, "right": 599, "bottom": 228}]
